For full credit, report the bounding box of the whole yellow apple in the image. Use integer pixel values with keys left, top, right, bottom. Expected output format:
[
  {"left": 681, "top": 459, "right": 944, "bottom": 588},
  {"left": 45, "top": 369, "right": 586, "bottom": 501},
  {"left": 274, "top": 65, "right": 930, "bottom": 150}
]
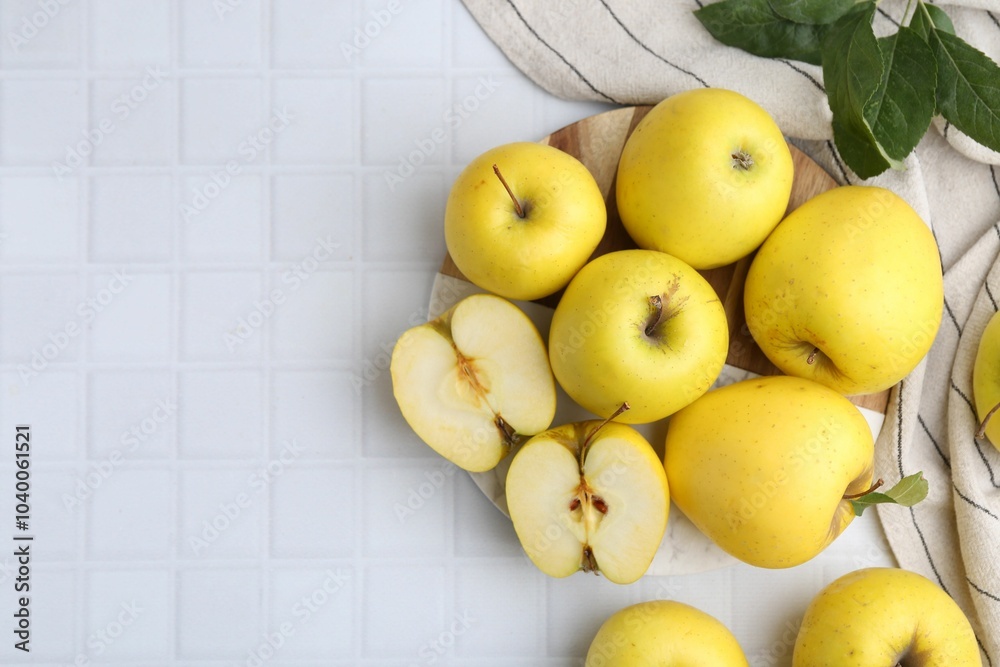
[
  {"left": 793, "top": 568, "right": 981, "bottom": 666},
  {"left": 585, "top": 600, "right": 749, "bottom": 666},
  {"left": 744, "top": 185, "right": 943, "bottom": 395},
  {"left": 616, "top": 88, "right": 794, "bottom": 270},
  {"left": 973, "top": 310, "right": 1000, "bottom": 451},
  {"left": 664, "top": 375, "right": 874, "bottom": 568},
  {"left": 548, "top": 249, "right": 729, "bottom": 424},
  {"left": 444, "top": 141, "right": 606, "bottom": 301},
  {"left": 506, "top": 415, "right": 669, "bottom": 584}
]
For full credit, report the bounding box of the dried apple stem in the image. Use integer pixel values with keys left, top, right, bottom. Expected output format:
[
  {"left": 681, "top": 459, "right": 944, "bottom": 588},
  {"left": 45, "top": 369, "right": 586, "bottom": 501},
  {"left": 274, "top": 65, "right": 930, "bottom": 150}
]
[
  {"left": 492, "top": 164, "right": 525, "bottom": 218},
  {"left": 975, "top": 399, "right": 1000, "bottom": 439},
  {"left": 806, "top": 347, "right": 820, "bottom": 365},
  {"left": 578, "top": 402, "right": 631, "bottom": 470},
  {"left": 645, "top": 295, "right": 664, "bottom": 336},
  {"left": 843, "top": 478, "right": 884, "bottom": 500},
  {"left": 731, "top": 149, "right": 754, "bottom": 170}
]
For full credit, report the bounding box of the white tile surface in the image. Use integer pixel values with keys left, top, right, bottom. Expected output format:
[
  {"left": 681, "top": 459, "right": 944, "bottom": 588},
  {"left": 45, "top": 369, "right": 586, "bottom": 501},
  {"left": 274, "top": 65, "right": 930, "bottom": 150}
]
[{"left": 0, "top": 1, "right": 898, "bottom": 664}]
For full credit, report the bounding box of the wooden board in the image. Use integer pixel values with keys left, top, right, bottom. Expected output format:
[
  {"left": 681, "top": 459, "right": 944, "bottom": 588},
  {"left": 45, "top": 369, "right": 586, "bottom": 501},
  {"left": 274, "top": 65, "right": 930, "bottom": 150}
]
[{"left": 440, "top": 106, "right": 890, "bottom": 415}]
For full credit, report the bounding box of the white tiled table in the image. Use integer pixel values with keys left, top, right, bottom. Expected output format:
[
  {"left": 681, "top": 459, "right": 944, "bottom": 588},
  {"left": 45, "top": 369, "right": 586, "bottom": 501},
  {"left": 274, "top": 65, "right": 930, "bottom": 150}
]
[{"left": 0, "top": 1, "right": 892, "bottom": 665}]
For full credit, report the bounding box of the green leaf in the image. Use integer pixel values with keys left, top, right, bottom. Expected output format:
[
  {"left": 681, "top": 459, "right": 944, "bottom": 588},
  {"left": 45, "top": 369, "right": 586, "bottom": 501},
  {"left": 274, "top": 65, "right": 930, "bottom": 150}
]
[
  {"left": 929, "top": 29, "right": 1000, "bottom": 154},
  {"left": 769, "top": 0, "right": 858, "bottom": 25},
  {"left": 884, "top": 471, "right": 930, "bottom": 506},
  {"left": 695, "top": 0, "right": 828, "bottom": 66},
  {"left": 865, "top": 28, "right": 937, "bottom": 161},
  {"left": 850, "top": 472, "right": 929, "bottom": 517},
  {"left": 822, "top": 3, "right": 901, "bottom": 178},
  {"left": 850, "top": 492, "right": 894, "bottom": 516},
  {"left": 910, "top": 3, "right": 955, "bottom": 41}
]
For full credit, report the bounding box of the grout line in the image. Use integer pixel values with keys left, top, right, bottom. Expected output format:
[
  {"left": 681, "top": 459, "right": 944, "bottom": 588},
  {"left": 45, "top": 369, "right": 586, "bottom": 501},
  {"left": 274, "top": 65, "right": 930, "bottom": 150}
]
[
  {"left": 350, "top": 1, "right": 365, "bottom": 663},
  {"left": 74, "top": 0, "right": 91, "bottom": 658},
  {"left": 168, "top": 0, "right": 182, "bottom": 660},
  {"left": 260, "top": 0, "right": 274, "bottom": 644}
]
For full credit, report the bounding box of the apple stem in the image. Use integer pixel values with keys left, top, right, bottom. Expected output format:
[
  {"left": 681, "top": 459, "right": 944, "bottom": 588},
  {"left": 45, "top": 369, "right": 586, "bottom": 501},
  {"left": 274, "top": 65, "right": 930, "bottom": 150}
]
[
  {"left": 582, "top": 546, "right": 599, "bottom": 574},
  {"left": 975, "top": 399, "right": 1000, "bottom": 439},
  {"left": 843, "top": 478, "right": 884, "bottom": 500},
  {"left": 578, "top": 402, "right": 631, "bottom": 470},
  {"left": 731, "top": 149, "right": 754, "bottom": 170},
  {"left": 492, "top": 164, "right": 525, "bottom": 219},
  {"left": 645, "top": 295, "right": 664, "bottom": 337},
  {"left": 806, "top": 347, "right": 820, "bottom": 365}
]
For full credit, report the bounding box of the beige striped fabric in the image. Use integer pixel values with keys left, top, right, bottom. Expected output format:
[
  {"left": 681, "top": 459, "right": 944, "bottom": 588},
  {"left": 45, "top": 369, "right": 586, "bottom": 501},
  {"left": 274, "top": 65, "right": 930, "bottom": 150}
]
[{"left": 461, "top": 0, "right": 1000, "bottom": 660}]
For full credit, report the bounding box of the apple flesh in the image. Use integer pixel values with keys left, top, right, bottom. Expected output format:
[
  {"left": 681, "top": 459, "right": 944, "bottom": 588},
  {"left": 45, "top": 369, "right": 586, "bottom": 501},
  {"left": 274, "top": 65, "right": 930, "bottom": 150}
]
[
  {"left": 664, "top": 375, "right": 874, "bottom": 568},
  {"left": 506, "top": 417, "right": 669, "bottom": 584},
  {"left": 586, "top": 600, "right": 749, "bottom": 666},
  {"left": 793, "top": 568, "right": 981, "bottom": 666},
  {"left": 390, "top": 293, "right": 556, "bottom": 472}
]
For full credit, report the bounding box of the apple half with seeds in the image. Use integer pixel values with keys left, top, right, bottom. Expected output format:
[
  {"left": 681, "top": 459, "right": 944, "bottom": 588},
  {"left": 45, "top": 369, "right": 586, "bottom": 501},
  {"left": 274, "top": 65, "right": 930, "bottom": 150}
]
[
  {"left": 506, "top": 407, "right": 669, "bottom": 584},
  {"left": 390, "top": 293, "right": 556, "bottom": 472}
]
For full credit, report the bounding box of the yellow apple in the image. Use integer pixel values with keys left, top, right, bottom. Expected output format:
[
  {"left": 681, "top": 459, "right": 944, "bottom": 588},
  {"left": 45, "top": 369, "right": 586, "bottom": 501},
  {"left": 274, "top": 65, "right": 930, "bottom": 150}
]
[
  {"left": 390, "top": 293, "right": 556, "bottom": 472},
  {"left": 744, "top": 185, "right": 943, "bottom": 395},
  {"left": 973, "top": 310, "right": 1000, "bottom": 451},
  {"left": 664, "top": 375, "right": 874, "bottom": 568},
  {"left": 506, "top": 414, "right": 669, "bottom": 584},
  {"left": 548, "top": 249, "right": 728, "bottom": 424},
  {"left": 793, "top": 567, "right": 981, "bottom": 666},
  {"left": 585, "top": 600, "right": 749, "bottom": 666},
  {"left": 444, "top": 141, "right": 606, "bottom": 301},
  {"left": 616, "top": 88, "right": 794, "bottom": 270}
]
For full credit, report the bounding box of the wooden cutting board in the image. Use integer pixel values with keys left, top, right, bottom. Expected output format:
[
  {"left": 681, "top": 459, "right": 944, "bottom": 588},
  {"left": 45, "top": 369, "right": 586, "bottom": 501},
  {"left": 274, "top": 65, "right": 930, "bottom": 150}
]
[{"left": 440, "top": 105, "right": 891, "bottom": 415}]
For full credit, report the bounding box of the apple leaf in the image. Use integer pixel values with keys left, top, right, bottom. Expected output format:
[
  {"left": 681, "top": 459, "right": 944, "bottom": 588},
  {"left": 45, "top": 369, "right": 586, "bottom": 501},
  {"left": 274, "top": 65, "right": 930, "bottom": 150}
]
[
  {"left": 768, "top": 0, "right": 857, "bottom": 25},
  {"left": 909, "top": 4, "right": 955, "bottom": 41},
  {"left": 928, "top": 28, "right": 1000, "bottom": 154},
  {"left": 850, "top": 472, "right": 929, "bottom": 516},
  {"left": 822, "top": 3, "right": 902, "bottom": 178},
  {"left": 695, "top": 0, "right": 828, "bottom": 66},
  {"left": 865, "top": 28, "right": 937, "bottom": 161}
]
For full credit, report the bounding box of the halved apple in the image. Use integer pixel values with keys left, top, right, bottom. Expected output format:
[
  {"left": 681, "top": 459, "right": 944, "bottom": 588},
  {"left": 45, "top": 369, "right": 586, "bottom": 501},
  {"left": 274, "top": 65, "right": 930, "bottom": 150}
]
[
  {"left": 506, "top": 413, "right": 669, "bottom": 584},
  {"left": 390, "top": 293, "right": 556, "bottom": 472}
]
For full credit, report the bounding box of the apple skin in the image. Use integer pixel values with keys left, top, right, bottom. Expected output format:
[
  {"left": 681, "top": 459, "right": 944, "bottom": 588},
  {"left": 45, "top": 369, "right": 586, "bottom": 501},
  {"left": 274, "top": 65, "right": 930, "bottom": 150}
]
[
  {"left": 793, "top": 567, "right": 981, "bottom": 666},
  {"left": 585, "top": 600, "right": 749, "bottom": 666},
  {"left": 744, "top": 185, "right": 943, "bottom": 396},
  {"left": 973, "top": 311, "right": 1000, "bottom": 451},
  {"left": 548, "top": 249, "right": 729, "bottom": 424},
  {"left": 444, "top": 141, "right": 606, "bottom": 301},
  {"left": 506, "top": 420, "right": 669, "bottom": 585},
  {"left": 664, "top": 375, "right": 874, "bottom": 568},
  {"left": 616, "top": 88, "right": 794, "bottom": 270}
]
